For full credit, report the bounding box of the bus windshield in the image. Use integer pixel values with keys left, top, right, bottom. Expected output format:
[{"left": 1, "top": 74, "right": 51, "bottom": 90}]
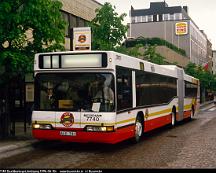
[{"left": 35, "top": 73, "right": 115, "bottom": 112}]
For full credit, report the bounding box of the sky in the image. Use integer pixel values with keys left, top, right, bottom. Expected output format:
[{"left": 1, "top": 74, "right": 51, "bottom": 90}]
[{"left": 97, "top": 0, "right": 216, "bottom": 50}]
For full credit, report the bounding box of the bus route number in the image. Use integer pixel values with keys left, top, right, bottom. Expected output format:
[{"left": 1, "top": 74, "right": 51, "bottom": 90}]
[{"left": 84, "top": 114, "right": 102, "bottom": 121}]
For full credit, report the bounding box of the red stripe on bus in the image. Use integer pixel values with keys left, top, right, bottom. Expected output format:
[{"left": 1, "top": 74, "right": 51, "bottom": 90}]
[
  {"left": 32, "top": 125, "right": 135, "bottom": 144},
  {"left": 183, "top": 110, "right": 192, "bottom": 119},
  {"left": 32, "top": 111, "right": 193, "bottom": 144},
  {"left": 144, "top": 114, "right": 171, "bottom": 132}
]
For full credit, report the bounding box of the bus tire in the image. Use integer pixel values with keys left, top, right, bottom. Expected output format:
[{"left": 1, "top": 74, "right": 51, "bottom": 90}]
[
  {"left": 171, "top": 111, "right": 176, "bottom": 127},
  {"left": 132, "top": 115, "right": 143, "bottom": 143}
]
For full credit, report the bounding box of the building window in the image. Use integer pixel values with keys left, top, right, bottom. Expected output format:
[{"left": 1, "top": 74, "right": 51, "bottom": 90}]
[
  {"left": 159, "top": 14, "right": 163, "bottom": 21},
  {"left": 141, "top": 16, "right": 147, "bottom": 22},
  {"left": 163, "top": 14, "right": 169, "bottom": 21},
  {"left": 131, "top": 17, "right": 135, "bottom": 23},
  {"left": 77, "top": 17, "right": 85, "bottom": 27},
  {"left": 137, "top": 16, "right": 141, "bottom": 23},
  {"left": 170, "top": 14, "right": 174, "bottom": 20},
  {"left": 61, "top": 11, "right": 70, "bottom": 37},
  {"left": 174, "top": 13, "right": 182, "bottom": 20},
  {"left": 153, "top": 15, "right": 157, "bottom": 22},
  {"left": 147, "top": 15, "right": 153, "bottom": 22},
  {"left": 70, "top": 14, "right": 77, "bottom": 28}
]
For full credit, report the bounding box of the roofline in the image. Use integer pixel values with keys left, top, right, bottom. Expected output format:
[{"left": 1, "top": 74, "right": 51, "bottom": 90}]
[{"left": 92, "top": 0, "right": 103, "bottom": 6}]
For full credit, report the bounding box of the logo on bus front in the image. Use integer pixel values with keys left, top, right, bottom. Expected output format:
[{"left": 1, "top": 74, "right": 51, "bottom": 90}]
[{"left": 60, "top": 112, "right": 74, "bottom": 127}]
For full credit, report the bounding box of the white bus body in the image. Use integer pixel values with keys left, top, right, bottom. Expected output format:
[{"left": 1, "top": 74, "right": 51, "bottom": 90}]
[{"left": 32, "top": 51, "right": 199, "bottom": 144}]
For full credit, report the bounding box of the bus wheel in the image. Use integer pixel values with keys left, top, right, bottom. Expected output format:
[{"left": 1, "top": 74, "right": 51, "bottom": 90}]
[
  {"left": 133, "top": 116, "right": 143, "bottom": 143},
  {"left": 171, "top": 112, "right": 176, "bottom": 126}
]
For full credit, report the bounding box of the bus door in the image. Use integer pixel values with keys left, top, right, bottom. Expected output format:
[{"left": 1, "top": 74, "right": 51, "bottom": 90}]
[{"left": 177, "top": 68, "right": 184, "bottom": 121}]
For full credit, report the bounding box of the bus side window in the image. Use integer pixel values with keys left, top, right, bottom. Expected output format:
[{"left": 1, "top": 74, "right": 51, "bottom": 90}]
[
  {"left": 185, "top": 82, "right": 198, "bottom": 98},
  {"left": 116, "top": 66, "right": 132, "bottom": 111}
]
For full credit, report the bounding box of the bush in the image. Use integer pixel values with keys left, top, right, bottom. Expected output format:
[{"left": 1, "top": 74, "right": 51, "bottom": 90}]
[{"left": 124, "top": 37, "right": 186, "bottom": 56}]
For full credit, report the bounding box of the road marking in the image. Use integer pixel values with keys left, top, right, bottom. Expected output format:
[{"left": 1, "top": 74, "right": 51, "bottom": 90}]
[{"left": 208, "top": 107, "right": 216, "bottom": 111}]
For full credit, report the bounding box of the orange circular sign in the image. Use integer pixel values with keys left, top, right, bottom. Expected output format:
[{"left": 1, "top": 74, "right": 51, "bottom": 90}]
[
  {"left": 78, "top": 34, "right": 86, "bottom": 43},
  {"left": 60, "top": 112, "right": 74, "bottom": 127}
]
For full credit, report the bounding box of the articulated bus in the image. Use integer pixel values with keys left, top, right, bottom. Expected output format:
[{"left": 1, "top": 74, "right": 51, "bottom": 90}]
[{"left": 32, "top": 51, "right": 200, "bottom": 144}]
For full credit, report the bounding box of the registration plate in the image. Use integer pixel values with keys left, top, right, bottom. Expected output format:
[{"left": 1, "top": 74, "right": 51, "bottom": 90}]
[{"left": 60, "top": 131, "right": 76, "bottom": 136}]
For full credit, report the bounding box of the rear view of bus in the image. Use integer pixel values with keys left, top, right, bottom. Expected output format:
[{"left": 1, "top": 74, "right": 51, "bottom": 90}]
[{"left": 32, "top": 51, "right": 122, "bottom": 144}]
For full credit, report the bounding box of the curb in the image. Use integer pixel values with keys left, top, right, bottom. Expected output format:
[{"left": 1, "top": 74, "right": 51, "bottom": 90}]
[
  {"left": 0, "top": 140, "right": 36, "bottom": 160},
  {"left": 0, "top": 140, "right": 35, "bottom": 154},
  {"left": 200, "top": 101, "right": 214, "bottom": 109}
]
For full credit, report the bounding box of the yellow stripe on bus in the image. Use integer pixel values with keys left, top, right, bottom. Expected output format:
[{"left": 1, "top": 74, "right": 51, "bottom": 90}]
[
  {"left": 34, "top": 121, "right": 115, "bottom": 126},
  {"left": 145, "top": 103, "right": 193, "bottom": 118},
  {"left": 33, "top": 121, "right": 54, "bottom": 124},
  {"left": 184, "top": 104, "right": 192, "bottom": 110},
  {"left": 116, "top": 118, "right": 136, "bottom": 125},
  {"left": 149, "top": 108, "right": 172, "bottom": 117},
  {"left": 33, "top": 103, "right": 195, "bottom": 127}
]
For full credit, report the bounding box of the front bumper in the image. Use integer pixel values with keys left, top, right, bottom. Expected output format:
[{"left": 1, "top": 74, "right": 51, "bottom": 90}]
[{"left": 32, "top": 125, "right": 134, "bottom": 144}]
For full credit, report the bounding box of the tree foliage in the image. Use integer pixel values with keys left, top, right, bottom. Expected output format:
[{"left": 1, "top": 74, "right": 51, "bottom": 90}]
[
  {"left": 116, "top": 44, "right": 166, "bottom": 65},
  {"left": 143, "top": 46, "right": 165, "bottom": 65},
  {"left": 115, "top": 44, "right": 142, "bottom": 58},
  {"left": 0, "top": 0, "right": 65, "bottom": 79},
  {"left": 124, "top": 37, "right": 186, "bottom": 56},
  {"left": 185, "top": 62, "right": 216, "bottom": 91},
  {"left": 89, "top": 2, "right": 128, "bottom": 50}
]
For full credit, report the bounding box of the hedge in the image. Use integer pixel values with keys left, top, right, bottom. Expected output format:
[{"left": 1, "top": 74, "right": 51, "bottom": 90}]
[{"left": 124, "top": 37, "right": 186, "bottom": 56}]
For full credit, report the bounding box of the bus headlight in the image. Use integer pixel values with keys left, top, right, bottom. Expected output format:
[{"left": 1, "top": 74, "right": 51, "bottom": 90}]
[
  {"left": 33, "top": 124, "right": 52, "bottom": 130},
  {"left": 33, "top": 124, "right": 40, "bottom": 129},
  {"left": 86, "top": 126, "right": 114, "bottom": 132}
]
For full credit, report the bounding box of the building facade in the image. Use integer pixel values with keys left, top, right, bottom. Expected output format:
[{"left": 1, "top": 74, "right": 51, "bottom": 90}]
[
  {"left": 206, "top": 39, "right": 213, "bottom": 73},
  {"left": 212, "top": 51, "right": 216, "bottom": 75},
  {"left": 60, "top": 0, "right": 102, "bottom": 50},
  {"left": 128, "top": 2, "right": 210, "bottom": 66}
]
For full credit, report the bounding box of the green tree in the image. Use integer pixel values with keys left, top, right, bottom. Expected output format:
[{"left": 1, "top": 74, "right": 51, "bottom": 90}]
[
  {"left": 89, "top": 2, "right": 128, "bottom": 50},
  {"left": 116, "top": 44, "right": 166, "bottom": 65},
  {"left": 115, "top": 44, "right": 143, "bottom": 58},
  {"left": 0, "top": 0, "right": 65, "bottom": 80},
  {"left": 185, "top": 62, "right": 197, "bottom": 77},
  {"left": 185, "top": 62, "right": 216, "bottom": 92},
  {"left": 143, "top": 46, "right": 165, "bottom": 65}
]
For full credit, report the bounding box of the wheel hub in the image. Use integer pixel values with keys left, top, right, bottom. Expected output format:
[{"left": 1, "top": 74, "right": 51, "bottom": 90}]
[{"left": 135, "top": 121, "right": 142, "bottom": 137}]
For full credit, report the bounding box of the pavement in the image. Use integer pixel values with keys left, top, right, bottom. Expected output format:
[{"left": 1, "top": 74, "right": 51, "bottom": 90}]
[
  {"left": 199, "top": 100, "right": 215, "bottom": 111},
  {"left": 0, "top": 123, "right": 36, "bottom": 161},
  {"left": 0, "top": 101, "right": 215, "bottom": 161}
]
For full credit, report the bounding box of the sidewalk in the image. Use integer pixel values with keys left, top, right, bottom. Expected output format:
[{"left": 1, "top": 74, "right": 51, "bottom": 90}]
[
  {"left": 199, "top": 100, "right": 215, "bottom": 111},
  {"left": 0, "top": 101, "right": 215, "bottom": 160},
  {"left": 0, "top": 122, "right": 36, "bottom": 161}
]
